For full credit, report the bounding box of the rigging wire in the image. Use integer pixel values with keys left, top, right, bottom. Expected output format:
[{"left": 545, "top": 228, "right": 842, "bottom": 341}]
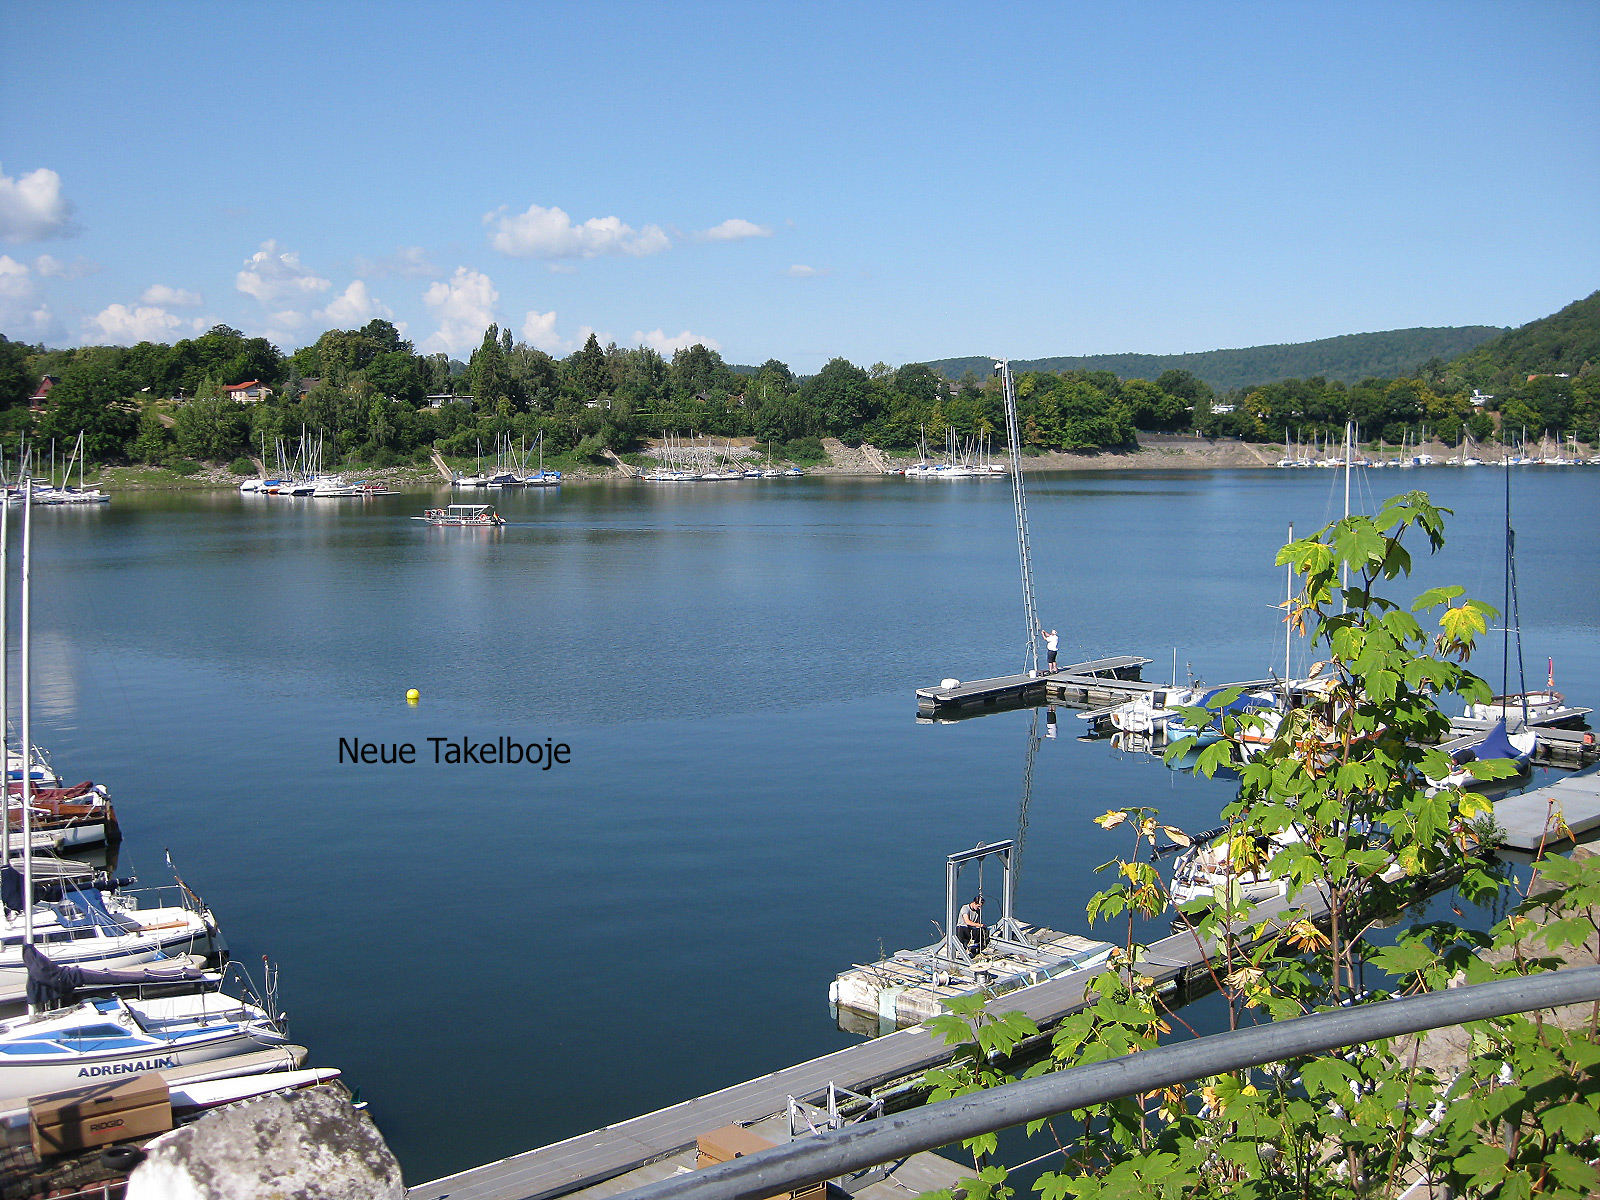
[{"left": 998, "top": 360, "right": 1039, "bottom": 675}]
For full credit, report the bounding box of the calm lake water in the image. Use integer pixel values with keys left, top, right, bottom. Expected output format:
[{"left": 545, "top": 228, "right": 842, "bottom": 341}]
[{"left": 16, "top": 466, "right": 1600, "bottom": 1183}]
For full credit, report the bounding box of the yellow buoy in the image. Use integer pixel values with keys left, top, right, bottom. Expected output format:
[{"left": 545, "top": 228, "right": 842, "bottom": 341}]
[{"left": 406, "top": 689, "right": 420, "bottom": 704}]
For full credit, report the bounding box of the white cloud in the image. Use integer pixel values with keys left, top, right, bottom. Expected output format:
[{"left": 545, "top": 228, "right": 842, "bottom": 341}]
[
  {"left": 521, "top": 310, "right": 565, "bottom": 353},
  {"left": 0, "top": 256, "right": 56, "bottom": 338},
  {"left": 546, "top": 263, "right": 578, "bottom": 275},
  {"left": 486, "top": 203, "right": 670, "bottom": 260},
  {"left": 235, "top": 240, "right": 331, "bottom": 305},
  {"left": 421, "top": 267, "right": 498, "bottom": 355},
  {"left": 350, "top": 246, "right": 439, "bottom": 279},
  {"left": 634, "top": 328, "right": 721, "bottom": 355},
  {"left": 785, "top": 264, "right": 831, "bottom": 278},
  {"left": 694, "top": 218, "right": 773, "bottom": 243},
  {"left": 34, "top": 254, "right": 98, "bottom": 280},
  {"left": 86, "top": 303, "right": 188, "bottom": 344},
  {"left": 318, "top": 280, "right": 393, "bottom": 327},
  {"left": 141, "top": 283, "right": 202, "bottom": 308},
  {"left": 0, "top": 166, "right": 78, "bottom": 243}
]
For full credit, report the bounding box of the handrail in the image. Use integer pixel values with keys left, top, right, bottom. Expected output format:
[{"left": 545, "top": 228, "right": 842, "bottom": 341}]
[{"left": 607, "top": 966, "right": 1600, "bottom": 1200}]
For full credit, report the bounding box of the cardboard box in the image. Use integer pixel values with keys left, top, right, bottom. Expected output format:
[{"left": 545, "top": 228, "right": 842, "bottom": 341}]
[
  {"left": 30, "top": 1072, "right": 172, "bottom": 1157},
  {"left": 695, "top": 1125, "right": 827, "bottom": 1200}
]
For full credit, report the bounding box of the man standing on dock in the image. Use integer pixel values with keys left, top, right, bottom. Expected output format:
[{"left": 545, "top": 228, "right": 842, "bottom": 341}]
[{"left": 1040, "top": 627, "right": 1059, "bottom": 673}]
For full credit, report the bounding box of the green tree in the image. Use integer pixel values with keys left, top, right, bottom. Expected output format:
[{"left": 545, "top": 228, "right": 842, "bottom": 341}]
[
  {"left": 0, "top": 336, "right": 33, "bottom": 409},
  {"left": 34, "top": 359, "right": 140, "bottom": 462},
  {"left": 919, "top": 493, "right": 1599, "bottom": 1200},
  {"left": 171, "top": 397, "right": 250, "bottom": 462},
  {"left": 469, "top": 325, "right": 511, "bottom": 418},
  {"left": 128, "top": 410, "right": 174, "bottom": 465}
]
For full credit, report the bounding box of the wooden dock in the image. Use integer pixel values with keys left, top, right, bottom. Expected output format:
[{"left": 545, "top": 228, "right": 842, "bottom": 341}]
[
  {"left": 915, "top": 656, "right": 1151, "bottom": 714},
  {"left": 1493, "top": 768, "right": 1600, "bottom": 853}
]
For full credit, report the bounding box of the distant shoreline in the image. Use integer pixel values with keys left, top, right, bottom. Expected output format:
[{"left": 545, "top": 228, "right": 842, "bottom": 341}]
[{"left": 82, "top": 434, "right": 1540, "bottom": 492}]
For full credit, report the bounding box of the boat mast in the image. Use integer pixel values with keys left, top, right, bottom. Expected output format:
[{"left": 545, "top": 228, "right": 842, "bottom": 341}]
[
  {"left": 1502, "top": 461, "right": 1529, "bottom": 726},
  {"left": 18, "top": 478, "right": 32, "bottom": 968},
  {"left": 0, "top": 494, "right": 7, "bottom": 865},
  {"left": 997, "top": 360, "right": 1039, "bottom": 674},
  {"left": 1284, "top": 521, "right": 1294, "bottom": 707}
]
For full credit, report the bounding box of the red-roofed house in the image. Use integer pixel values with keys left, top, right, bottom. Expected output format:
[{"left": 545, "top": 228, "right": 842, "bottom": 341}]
[
  {"left": 223, "top": 380, "right": 272, "bottom": 403},
  {"left": 28, "top": 376, "right": 58, "bottom": 411}
]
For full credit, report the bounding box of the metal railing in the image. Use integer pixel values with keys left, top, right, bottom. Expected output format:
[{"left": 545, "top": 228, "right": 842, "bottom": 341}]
[{"left": 607, "top": 966, "right": 1600, "bottom": 1200}]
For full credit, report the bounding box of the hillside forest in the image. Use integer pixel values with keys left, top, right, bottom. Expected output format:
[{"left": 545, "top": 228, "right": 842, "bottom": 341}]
[{"left": 0, "top": 291, "right": 1595, "bottom": 472}]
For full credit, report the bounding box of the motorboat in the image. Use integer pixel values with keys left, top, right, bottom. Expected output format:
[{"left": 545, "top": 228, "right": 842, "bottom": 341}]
[
  {"left": 7, "top": 781, "right": 118, "bottom": 849},
  {"left": 1165, "top": 687, "right": 1280, "bottom": 746},
  {"left": 413, "top": 504, "right": 505, "bottom": 527},
  {"left": 1107, "top": 685, "right": 1207, "bottom": 734},
  {"left": 6, "top": 746, "right": 60, "bottom": 787},
  {"left": 310, "top": 475, "right": 363, "bottom": 498}
]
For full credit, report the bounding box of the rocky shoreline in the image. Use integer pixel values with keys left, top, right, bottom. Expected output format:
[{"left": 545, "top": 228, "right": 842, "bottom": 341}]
[{"left": 85, "top": 434, "right": 1480, "bottom": 492}]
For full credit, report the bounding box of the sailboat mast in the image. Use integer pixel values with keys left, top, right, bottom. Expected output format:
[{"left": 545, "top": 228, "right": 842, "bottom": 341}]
[
  {"left": 1341, "top": 421, "right": 1353, "bottom": 608},
  {"left": 0, "top": 495, "right": 7, "bottom": 865},
  {"left": 1285, "top": 521, "right": 1294, "bottom": 705},
  {"left": 18, "top": 478, "right": 32, "bottom": 955}
]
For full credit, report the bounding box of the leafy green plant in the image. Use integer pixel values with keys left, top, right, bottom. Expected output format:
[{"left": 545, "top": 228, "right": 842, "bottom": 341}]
[{"left": 917, "top": 491, "right": 1599, "bottom": 1200}]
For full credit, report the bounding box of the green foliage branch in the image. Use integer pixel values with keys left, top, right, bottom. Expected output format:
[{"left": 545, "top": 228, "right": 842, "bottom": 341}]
[{"left": 919, "top": 492, "right": 1599, "bottom": 1200}]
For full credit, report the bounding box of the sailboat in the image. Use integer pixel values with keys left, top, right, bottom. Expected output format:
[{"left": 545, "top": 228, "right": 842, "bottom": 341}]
[
  {"left": 1466, "top": 466, "right": 1568, "bottom": 727},
  {"left": 522, "top": 432, "right": 562, "bottom": 487}
]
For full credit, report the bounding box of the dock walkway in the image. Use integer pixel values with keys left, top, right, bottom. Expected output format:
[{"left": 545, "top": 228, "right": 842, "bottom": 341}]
[
  {"left": 411, "top": 776, "right": 1596, "bottom": 1200},
  {"left": 1494, "top": 767, "right": 1600, "bottom": 852},
  {"left": 915, "top": 657, "right": 1151, "bottom": 714},
  {"left": 408, "top": 903, "right": 1298, "bottom": 1200}
]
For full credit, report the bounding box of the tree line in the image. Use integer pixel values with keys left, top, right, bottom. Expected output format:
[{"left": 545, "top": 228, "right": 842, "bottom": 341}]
[{"left": 0, "top": 318, "right": 1594, "bottom": 472}]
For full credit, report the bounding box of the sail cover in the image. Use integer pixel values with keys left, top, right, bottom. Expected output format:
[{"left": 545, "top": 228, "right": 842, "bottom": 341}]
[{"left": 24, "top": 943, "right": 209, "bottom": 1007}]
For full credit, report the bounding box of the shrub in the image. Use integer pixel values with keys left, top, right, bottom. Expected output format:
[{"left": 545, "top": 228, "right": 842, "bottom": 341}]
[{"left": 228, "top": 457, "right": 256, "bottom": 476}]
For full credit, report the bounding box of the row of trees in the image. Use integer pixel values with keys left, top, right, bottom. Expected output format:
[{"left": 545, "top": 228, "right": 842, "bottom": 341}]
[{"left": 0, "top": 319, "right": 1595, "bottom": 471}]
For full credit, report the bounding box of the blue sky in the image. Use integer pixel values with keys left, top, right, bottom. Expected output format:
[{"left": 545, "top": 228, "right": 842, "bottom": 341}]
[{"left": 2, "top": 0, "right": 1596, "bottom": 372}]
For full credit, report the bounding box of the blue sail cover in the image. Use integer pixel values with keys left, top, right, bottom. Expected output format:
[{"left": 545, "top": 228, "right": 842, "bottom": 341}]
[
  {"left": 58, "top": 887, "right": 141, "bottom": 934},
  {"left": 1477, "top": 718, "right": 1527, "bottom": 764}
]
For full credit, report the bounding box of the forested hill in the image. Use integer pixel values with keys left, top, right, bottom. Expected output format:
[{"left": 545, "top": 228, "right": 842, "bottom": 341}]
[
  {"left": 1448, "top": 290, "right": 1600, "bottom": 387},
  {"left": 924, "top": 325, "right": 1506, "bottom": 390}
]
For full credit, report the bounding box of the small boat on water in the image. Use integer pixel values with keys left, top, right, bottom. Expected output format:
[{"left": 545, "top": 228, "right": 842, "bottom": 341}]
[
  {"left": 413, "top": 504, "right": 505, "bottom": 527},
  {"left": 1106, "top": 684, "right": 1207, "bottom": 734}
]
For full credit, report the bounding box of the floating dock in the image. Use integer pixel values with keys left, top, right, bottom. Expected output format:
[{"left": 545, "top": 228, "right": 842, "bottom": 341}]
[
  {"left": 549, "top": 1111, "right": 972, "bottom": 1200},
  {"left": 915, "top": 656, "right": 1151, "bottom": 715},
  {"left": 412, "top": 765, "right": 1599, "bottom": 1200},
  {"left": 408, "top": 883, "right": 1336, "bottom": 1200},
  {"left": 1493, "top": 768, "right": 1600, "bottom": 853}
]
